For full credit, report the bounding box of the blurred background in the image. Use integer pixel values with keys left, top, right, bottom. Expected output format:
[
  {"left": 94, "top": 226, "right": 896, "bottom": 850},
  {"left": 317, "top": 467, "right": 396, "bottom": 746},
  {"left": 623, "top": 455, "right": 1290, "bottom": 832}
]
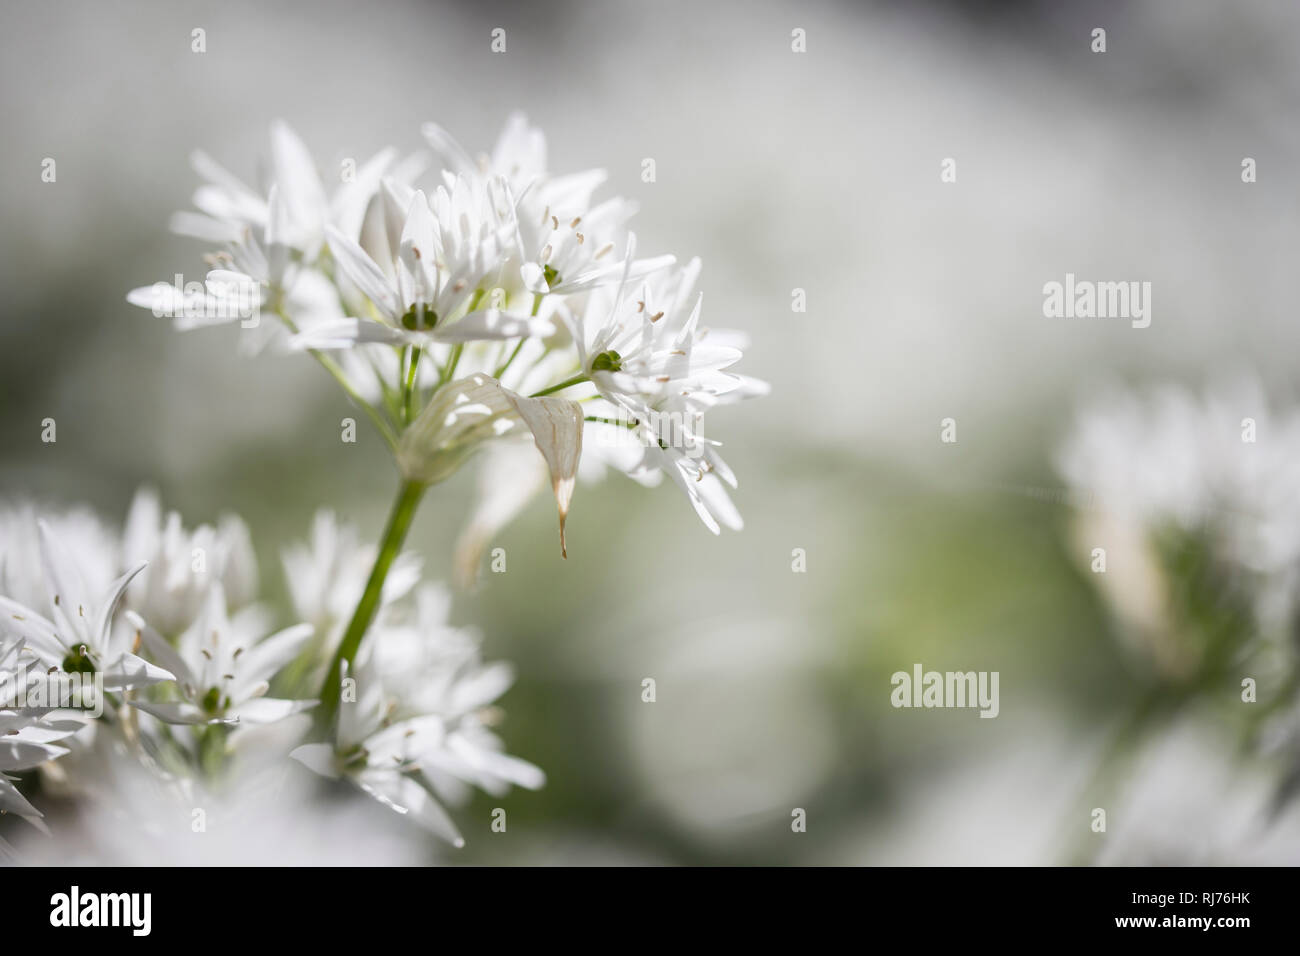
[{"left": 3, "top": 0, "right": 1300, "bottom": 864}]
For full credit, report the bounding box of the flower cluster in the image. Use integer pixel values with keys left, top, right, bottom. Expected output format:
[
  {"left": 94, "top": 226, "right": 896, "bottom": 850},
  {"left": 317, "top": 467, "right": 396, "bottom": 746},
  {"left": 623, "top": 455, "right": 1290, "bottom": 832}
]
[
  {"left": 1057, "top": 381, "right": 1300, "bottom": 792},
  {"left": 1057, "top": 381, "right": 1300, "bottom": 638},
  {"left": 0, "top": 493, "right": 538, "bottom": 846},
  {"left": 127, "top": 115, "right": 767, "bottom": 576}
]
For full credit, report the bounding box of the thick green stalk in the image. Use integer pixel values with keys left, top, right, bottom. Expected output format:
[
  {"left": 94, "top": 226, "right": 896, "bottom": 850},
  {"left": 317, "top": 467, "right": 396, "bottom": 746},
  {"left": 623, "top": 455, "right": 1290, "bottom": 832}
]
[{"left": 317, "top": 478, "right": 427, "bottom": 727}]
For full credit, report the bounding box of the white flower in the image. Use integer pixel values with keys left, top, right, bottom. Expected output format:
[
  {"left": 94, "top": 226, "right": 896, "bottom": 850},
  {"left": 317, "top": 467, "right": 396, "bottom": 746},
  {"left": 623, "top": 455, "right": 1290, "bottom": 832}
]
[
  {"left": 125, "top": 120, "right": 409, "bottom": 349},
  {"left": 291, "top": 582, "right": 543, "bottom": 846},
  {"left": 423, "top": 112, "right": 672, "bottom": 296},
  {"left": 121, "top": 487, "right": 259, "bottom": 637},
  {"left": 172, "top": 120, "right": 396, "bottom": 262},
  {"left": 1056, "top": 380, "right": 1300, "bottom": 688},
  {"left": 1058, "top": 380, "right": 1300, "bottom": 579},
  {"left": 0, "top": 502, "right": 119, "bottom": 612},
  {"left": 0, "top": 522, "right": 172, "bottom": 693},
  {"left": 565, "top": 249, "right": 768, "bottom": 533},
  {"left": 0, "top": 637, "right": 85, "bottom": 827},
  {"left": 128, "top": 583, "right": 313, "bottom": 726},
  {"left": 293, "top": 180, "right": 555, "bottom": 351}
]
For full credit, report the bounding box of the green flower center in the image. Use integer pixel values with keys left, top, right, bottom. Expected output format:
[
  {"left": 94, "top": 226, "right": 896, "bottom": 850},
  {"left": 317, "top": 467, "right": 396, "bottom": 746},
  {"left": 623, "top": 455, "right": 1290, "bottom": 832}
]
[
  {"left": 201, "top": 686, "right": 229, "bottom": 716},
  {"left": 62, "top": 646, "right": 95, "bottom": 675},
  {"left": 400, "top": 305, "right": 438, "bottom": 331}
]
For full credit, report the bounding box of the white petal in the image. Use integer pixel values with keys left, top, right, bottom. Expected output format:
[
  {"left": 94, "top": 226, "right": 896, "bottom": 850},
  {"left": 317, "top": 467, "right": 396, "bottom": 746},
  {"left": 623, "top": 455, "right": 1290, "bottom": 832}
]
[
  {"left": 288, "top": 317, "right": 406, "bottom": 350},
  {"left": 449, "top": 734, "right": 546, "bottom": 791},
  {"left": 130, "top": 700, "right": 219, "bottom": 725},
  {"left": 125, "top": 610, "right": 194, "bottom": 689},
  {"left": 0, "top": 736, "right": 69, "bottom": 772},
  {"left": 290, "top": 742, "right": 340, "bottom": 779},
  {"left": 230, "top": 696, "right": 314, "bottom": 724},
  {"left": 269, "top": 119, "right": 326, "bottom": 247},
  {"left": 100, "top": 652, "right": 174, "bottom": 691},
  {"left": 238, "top": 623, "right": 314, "bottom": 686},
  {"left": 432, "top": 309, "right": 555, "bottom": 343},
  {"left": 449, "top": 662, "right": 515, "bottom": 713},
  {"left": 36, "top": 521, "right": 93, "bottom": 648},
  {"left": 325, "top": 225, "right": 401, "bottom": 321},
  {"left": 420, "top": 121, "right": 476, "bottom": 175},
  {"left": 330, "top": 147, "right": 398, "bottom": 239},
  {"left": 92, "top": 561, "right": 148, "bottom": 660},
  {"left": 0, "top": 597, "right": 64, "bottom": 661},
  {"left": 359, "top": 774, "right": 464, "bottom": 847}
]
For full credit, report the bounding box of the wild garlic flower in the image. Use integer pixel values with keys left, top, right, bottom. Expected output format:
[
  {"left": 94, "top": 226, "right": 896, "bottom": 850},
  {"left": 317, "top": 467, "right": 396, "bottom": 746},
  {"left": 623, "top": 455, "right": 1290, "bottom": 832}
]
[
  {"left": 292, "top": 583, "right": 542, "bottom": 846},
  {"left": 0, "top": 495, "right": 538, "bottom": 845},
  {"left": 0, "top": 637, "right": 85, "bottom": 827},
  {"left": 293, "top": 180, "right": 556, "bottom": 350},
  {"left": 423, "top": 113, "right": 669, "bottom": 296},
  {"left": 125, "top": 114, "right": 765, "bottom": 568},
  {"left": 0, "top": 522, "right": 171, "bottom": 693},
  {"left": 128, "top": 583, "right": 313, "bottom": 727}
]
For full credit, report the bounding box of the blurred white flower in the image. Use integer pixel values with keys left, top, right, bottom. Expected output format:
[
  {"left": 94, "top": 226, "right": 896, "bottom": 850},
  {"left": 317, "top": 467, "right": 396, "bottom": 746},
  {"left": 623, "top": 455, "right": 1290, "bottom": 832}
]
[
  {"left": 121, "top": 487, "right": 259, "bottom": 637},
  {"left": 0, "top": 502, "right": 119, "bottom": 611},
  {"left": 1058, "top": 379, "right": 1300, "bottom": 626},
  {"left": 171, "top": 119, "right": 397, "bottom": 262},
  {"left": 5, "top": 729, "right": 431, "bottom": 866},
  {"left": 291, "top": 583, "right": 543, "bottom": 846},
  {"left": 1058, "top": 379, "right": 1300, "bottom": 805},
  {"left": 280, "top": 509, "right": 422, "bottom": 682}
]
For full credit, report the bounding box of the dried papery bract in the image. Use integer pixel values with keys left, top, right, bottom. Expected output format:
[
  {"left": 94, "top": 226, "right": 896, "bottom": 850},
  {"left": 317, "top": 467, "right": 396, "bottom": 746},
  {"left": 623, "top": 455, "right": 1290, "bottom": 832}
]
[{"left": 397, "top": 374, "right": 583, "bottom": 556}]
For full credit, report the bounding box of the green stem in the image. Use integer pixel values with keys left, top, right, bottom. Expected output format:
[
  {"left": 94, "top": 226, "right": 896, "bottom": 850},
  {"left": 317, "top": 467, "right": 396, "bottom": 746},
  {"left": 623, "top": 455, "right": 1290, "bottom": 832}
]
[
  {"left": 494, "top": 339, "right": 527, "bottom": 378},
  {"left": 492, "top": 294, "right": 543, "bottom": 379},
  {"left": 274, "top": 305, "right": 399, "bottom": 451},
  {"left": 313, "top": 350, "right": 399, "bottom": 452},
  {"left": 317, "top": 478, "right": 427, "bottom": 728},
  {"left": 530, "top": 373, "right": 588, "bottom": 398},
  {"left": 440, "top": 343, "right": 464, "bottom": 387},
  {"left": 403, "top": 346, "right": 423, "bottom": 423},
  {"left": 585, "top": 415, "right": 638, "bottom": 428}
]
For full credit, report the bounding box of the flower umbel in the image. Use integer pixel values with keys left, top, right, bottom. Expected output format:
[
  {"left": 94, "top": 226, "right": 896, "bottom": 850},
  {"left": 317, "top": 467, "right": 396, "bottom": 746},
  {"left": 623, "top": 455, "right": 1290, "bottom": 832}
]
[{"left": 126, "top": 113, "right": 766, "bottom": 564}]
